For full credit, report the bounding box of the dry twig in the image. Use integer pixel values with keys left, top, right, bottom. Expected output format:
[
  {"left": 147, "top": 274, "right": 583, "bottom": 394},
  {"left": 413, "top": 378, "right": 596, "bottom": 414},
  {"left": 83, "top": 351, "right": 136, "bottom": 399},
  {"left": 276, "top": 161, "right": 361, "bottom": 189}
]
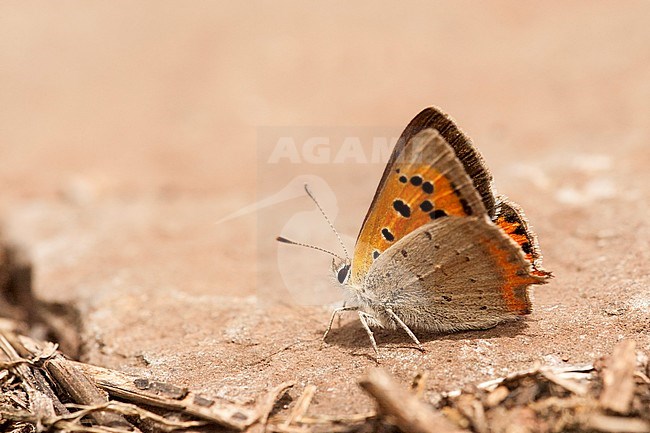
[
  {"left": 599, "top": 339, "right": 637, "bottom": 414},
  {"left": 0, "top": 331, "right": 66, "bottom": 418},
  {"left": 15, "top": 333, "right": 136, "bottom": 430},
  {"left": 359, "top": 368, "right": 467, "bottom": 433},
  {"left": 255, "top": 380, "right": 295, "bottom": 426},
  {"left": 283, "top": 384, "right": 316, "bottom": 427}
]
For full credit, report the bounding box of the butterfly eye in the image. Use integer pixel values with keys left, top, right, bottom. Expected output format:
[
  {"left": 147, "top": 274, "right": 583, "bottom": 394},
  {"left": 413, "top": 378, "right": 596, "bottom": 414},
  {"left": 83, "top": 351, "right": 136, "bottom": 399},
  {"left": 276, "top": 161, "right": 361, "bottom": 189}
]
[{"left": 337, "top": 264, "right": 350, "bottom": 284}]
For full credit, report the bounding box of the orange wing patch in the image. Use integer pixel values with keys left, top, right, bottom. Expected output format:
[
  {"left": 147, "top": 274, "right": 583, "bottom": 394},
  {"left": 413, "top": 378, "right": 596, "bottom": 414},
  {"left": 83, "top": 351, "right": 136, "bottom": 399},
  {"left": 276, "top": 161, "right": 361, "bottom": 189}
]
[
  {"left": 496, "top": 219, "right": 535, "bottom": 264},
  {"left": 493, "top": 199, "right": 552, "bottom": 279},
  {"left": 481, "top": 236, "right": 543, "bottom": 314},
  {"left": 351, "top": 162, "right": 479, "bottom": 283},
  {"left": 392, "top": 106, "right": 497, "bottom": 217}
]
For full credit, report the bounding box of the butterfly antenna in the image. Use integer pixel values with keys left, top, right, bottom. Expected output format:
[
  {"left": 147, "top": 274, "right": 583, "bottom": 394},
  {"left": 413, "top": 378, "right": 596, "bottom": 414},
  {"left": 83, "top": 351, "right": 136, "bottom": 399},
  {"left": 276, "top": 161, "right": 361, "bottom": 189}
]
[
  {"left": 276, "top": 236, "right": 345, "bottom": 261},
  {"left": 303, "top": 183, "right": 350, "bottom": 261}
]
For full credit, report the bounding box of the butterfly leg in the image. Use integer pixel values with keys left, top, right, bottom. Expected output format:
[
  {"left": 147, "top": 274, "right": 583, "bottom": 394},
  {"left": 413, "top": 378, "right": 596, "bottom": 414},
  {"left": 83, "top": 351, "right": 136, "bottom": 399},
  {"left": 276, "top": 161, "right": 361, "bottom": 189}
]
[
  {"left": 322, "top": 306, "right": 358, "bottom": 344},
  {"left": 386, "top": 308, "right": 425, "bottom": 352},
  {"left": 357, "top": 311, "right": 379, "bottom": 355},
  {"left": 337, "top": 300, "right": 347, "bottom": 328}
]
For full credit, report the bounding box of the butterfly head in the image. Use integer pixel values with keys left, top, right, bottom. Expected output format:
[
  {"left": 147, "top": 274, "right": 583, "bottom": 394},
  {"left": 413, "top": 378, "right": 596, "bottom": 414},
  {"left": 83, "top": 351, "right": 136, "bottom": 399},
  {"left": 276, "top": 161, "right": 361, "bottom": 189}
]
[
  {"left": 277, "top": 182, "right": 353, "bottom": 285},
  {"left": 332, "top": 257, "right": 351, "bottom": 285}
]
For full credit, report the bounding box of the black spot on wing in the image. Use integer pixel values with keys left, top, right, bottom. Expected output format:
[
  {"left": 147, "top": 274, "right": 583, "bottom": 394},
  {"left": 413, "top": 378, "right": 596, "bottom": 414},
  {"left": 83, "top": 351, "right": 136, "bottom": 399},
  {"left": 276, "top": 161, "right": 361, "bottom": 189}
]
[
  {"left": 430, "top": 209, "right": 448, "bottom": 219},
  {"left": 410, "top": 175, "right": 422, "bottom": 186},
  {"left": 450, "top": 181, "right": 461, "bottom": 196},
  {"left": 513, "top": 224, "right": 527, "bottom": 236},
  {"left": 422, "top": 181, "right": 434, "bottom": 194},
  {"left": 372, "top": 250, "right": 380, "bottom": 260},
  {"left": 503, "top": 211, "right": 518, "bottom": 223},
  {"left": 459, "top": 198, "right": 473, "bottom": 215},
  {"left": 420, "top": 200, "right": 433, "bottom": 212},
  {"left": 381, "top": 228, "right": 395, "bottom": 242},
  {"left": 399, "top": 175, "right": 408, "bottom": 183},
  {"left": 393, "top": 199, "right": 411, "bottom": 218}
]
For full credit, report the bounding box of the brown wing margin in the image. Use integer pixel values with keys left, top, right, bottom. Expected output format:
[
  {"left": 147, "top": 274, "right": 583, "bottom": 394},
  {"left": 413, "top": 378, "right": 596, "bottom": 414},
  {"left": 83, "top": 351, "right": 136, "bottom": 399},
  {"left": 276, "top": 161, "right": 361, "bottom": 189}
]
[{"left": 357, "top": 106, "right": 496, "bottom": 244}]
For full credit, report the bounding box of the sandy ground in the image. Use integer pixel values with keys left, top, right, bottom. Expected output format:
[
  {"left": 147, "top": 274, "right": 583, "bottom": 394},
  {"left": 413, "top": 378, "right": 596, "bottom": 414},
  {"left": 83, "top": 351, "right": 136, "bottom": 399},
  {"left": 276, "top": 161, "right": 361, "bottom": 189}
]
[{"left": 1, "top": 0, "right": 649, "bottom": 419}]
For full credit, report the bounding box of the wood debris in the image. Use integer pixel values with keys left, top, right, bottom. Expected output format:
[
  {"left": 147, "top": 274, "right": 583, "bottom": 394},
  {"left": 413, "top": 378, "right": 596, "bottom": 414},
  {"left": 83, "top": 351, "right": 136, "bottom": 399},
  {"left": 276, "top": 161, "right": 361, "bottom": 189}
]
[
  {"left": 0, "top": 328, "right": 291, "bottom": 432},
  {"left": 438, "top": 339, "right": 650, "bottom": 433},
  {"left": 599, "top": 339, "right": 637, "bottom": 414},
  {"left": 359, "top": 368, "right": 466, "bottom": 433},
  {"left": 1, "top": 324, "right": 649, "bottom": 433}
]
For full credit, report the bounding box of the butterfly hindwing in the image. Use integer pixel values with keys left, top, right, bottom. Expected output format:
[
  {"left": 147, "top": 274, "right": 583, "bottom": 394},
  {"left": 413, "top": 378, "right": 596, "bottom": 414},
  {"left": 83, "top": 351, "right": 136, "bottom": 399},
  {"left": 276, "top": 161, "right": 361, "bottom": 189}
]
[
  {"left": 350, "top": 128, "right": 486, "bottom": 283},
  {"left": 363, "top": 216, "right": 546, "bottom": 331},
  {"left": 493, "top": 196, "right": 551, "bottom": 278}
]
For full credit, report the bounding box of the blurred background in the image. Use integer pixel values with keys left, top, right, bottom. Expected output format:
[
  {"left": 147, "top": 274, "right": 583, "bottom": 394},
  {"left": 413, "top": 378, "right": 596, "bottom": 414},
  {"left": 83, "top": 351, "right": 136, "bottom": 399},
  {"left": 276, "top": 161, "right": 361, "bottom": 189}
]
[
  {"left": 1, "top": 1, "right": 648, "bottom": 305},
  {"left": 2, "top": 1, "right": 647, "bottom": 198}
]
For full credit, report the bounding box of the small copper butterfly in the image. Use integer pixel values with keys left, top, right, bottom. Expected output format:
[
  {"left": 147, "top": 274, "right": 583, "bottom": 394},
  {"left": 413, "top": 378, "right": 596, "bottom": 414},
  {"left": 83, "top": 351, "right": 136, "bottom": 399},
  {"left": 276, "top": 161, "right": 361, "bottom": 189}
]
[{"left": 278, "top": 106, "right": 552, "bottom": 353}]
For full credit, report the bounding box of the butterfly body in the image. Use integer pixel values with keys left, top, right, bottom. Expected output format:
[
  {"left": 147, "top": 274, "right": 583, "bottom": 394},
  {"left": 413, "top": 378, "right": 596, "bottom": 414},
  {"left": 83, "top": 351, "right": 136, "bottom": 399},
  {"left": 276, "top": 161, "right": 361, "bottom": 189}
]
[
  {"left": 329, "top": 107, "right": 550, "bottom": 350},
  {"left": 342, "top": 214, "right": 545, "bottom": 335},
  {"left": 281, "top": 106, "right": 551, "bottom": 352}
]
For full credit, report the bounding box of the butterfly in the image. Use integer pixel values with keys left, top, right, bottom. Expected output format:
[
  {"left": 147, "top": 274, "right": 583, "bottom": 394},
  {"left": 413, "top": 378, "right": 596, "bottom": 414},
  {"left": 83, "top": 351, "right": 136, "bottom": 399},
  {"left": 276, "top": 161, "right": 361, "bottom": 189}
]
[{"left": 279, "top": 106, "right": 551, "bottom": 353}]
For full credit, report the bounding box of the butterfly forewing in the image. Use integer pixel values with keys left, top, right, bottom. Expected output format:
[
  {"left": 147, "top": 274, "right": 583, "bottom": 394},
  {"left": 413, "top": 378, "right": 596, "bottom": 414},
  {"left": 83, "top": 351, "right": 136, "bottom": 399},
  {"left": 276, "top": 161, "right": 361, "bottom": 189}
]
[
  {"left": 393, "top": 106, "right": 497, "bottom": 216},
  {"left": 351, "top": 129, "right": 486, "bottom": 284}
]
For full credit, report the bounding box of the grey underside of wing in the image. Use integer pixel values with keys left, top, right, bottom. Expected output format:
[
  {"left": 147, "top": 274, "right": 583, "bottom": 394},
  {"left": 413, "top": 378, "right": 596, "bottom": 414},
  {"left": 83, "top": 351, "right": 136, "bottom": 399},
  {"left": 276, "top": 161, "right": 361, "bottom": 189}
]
[{"left": 360, "top": 216, "right": 532, "bottom": 332}]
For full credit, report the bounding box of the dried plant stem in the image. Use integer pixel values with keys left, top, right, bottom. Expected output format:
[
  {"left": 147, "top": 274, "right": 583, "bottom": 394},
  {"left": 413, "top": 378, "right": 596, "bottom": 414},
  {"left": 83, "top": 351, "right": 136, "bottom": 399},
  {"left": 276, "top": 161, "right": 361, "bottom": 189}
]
[{"left": 359, "top": 368, "right": 467, "bottom": 433}]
